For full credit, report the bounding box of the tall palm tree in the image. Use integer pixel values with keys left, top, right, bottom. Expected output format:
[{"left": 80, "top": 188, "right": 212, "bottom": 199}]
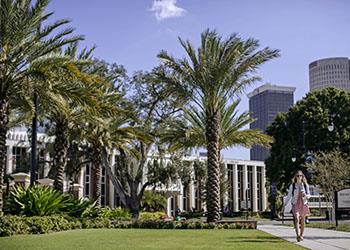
[
  {"left": 44, "top": 43, "right": 100, "bottom": 192},
  {"left": 157, "top": 29, "right": 279, "bottom": 222},
  {"left": 163, "top": 99, "right": 273, "bottom": 152},
  {"left": 0, "top": 0, "right": 81, "bottom": 212}
]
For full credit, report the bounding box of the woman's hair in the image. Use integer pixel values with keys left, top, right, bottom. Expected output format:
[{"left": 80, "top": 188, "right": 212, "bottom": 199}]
[{"left": 292, "top": 170, "right": 308, "bottom": 184}]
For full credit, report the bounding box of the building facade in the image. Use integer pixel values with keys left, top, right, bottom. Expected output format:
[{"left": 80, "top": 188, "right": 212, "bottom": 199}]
[
  {"left": 4, "top": 129, "right": 268, "bottom": 216},
  {"left": 247, "top": 84, "right": 295, "bottom": 161},
  {"left": 309, "top": 57, "right": 350, "bottom": 91}
]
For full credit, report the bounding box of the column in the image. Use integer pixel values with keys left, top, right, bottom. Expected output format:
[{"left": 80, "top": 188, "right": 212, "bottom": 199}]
[
  {"left": 222, "top": 163, "right": 228, "bottom": 207},
  {"left": 11, "top": 172, "right": 30, "bottom": 189},
  {"left": 109, "top": 152, "right": 115, "bottom": 208},
  {"left": 6, "top": 145, "right": 13, "bottom": 174},
  {"left": 252, "top": 165, "right": 258, "bottom": 212},
  {"left": 178, "top": 182, "right": 183, "bottom": 211},
  {"left": 37, "top": 178, "right": 54, "bottom": 187},
  {"left": 167, "top": 196, "right": 172, "bottom": 216},
  {"left": 262, "top": 166, "right": 267, "bottom": 211},
  {"left": 233, "top": 164, "right": 239, "bottom": 212},
  {"left": 43, "top": 152, "right": 50, "bottom": 177}
]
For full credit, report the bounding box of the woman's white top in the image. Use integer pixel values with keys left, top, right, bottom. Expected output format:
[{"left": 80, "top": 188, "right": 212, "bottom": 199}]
[{"left": 284, "top": 182, "right": 310, "bottom": 206}]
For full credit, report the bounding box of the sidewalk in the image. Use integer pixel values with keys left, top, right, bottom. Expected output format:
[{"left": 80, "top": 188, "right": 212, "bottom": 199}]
[{"left": 258, "top": 224, "right": 350, "bottom": 250}]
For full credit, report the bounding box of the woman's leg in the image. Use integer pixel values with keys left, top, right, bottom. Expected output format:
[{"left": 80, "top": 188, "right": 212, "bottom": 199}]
[
  {"left": 300, "top": 216, "right": 305, "bottom": 239},
  {"left": 294, "top": 214, "right": 300, "bottom": 239}
]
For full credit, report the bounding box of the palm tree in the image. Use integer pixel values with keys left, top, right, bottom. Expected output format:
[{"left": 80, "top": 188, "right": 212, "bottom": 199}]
[
  {"left": 44, "top": 43, "right": 100, "bottom": 192},
  {"left": 0, "top": 0, "right": 81, "bottom": 212},
  {"left": 163, "top": 99, "right": 273, "bottom": 152},
  {"left": 157, "top": 29, "right": 279, "bottom": 222},
  {"left": 82, "top": 82, "right": 141, "bottom": 206}
]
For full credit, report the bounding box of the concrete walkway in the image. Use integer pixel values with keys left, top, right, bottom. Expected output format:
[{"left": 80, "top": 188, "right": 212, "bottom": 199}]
[{"left": 258, "top": 224, "right": 350, "bottom": 250}]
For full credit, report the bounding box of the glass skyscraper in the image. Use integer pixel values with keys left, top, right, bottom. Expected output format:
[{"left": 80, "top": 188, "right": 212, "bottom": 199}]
[{"left": 247, "top": 84, "right": 295, "bottom": 161}]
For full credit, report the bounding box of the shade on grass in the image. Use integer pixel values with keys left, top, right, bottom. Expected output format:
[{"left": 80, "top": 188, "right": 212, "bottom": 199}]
[{"left": 0, "top": 229, "right": 306, "bottom": 250}]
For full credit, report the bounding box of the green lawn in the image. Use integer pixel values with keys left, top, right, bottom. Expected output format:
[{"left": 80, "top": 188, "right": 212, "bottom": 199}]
[{"left": 0, "top": 229, "right": 305, "bottom": 250}]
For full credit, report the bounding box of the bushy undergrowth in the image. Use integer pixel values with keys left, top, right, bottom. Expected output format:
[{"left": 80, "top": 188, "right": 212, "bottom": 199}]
[
  {"left": 139, "top": 211, "right": 166, "bottom": 221},
  {"left": 4, "top": 185, "right": 66, "bottom": 216},
  {"left": 0, "top": 215, "right": 256, "bottom": 237},
  {"left": 4, "top": 185, "right": 131, "bottom": 220}
]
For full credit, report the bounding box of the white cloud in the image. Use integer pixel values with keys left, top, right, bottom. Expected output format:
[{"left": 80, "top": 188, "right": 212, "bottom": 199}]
[{"left": 150, "top": 0, "right": 186, "bottom": 21}]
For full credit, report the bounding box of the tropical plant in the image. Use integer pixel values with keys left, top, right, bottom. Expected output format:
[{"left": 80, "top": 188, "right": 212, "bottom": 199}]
[
  {"left": 44, "top": 42, "right": 101, "bottom": 192},
  {"left": 0, "top": 0, "right": 81, "bottom": 212},
  {"left": 4, "top": 185, "right": 66, "bottom": 216},
  {"left": 157, "top": 29, "right": 279, "bottom": 221},
  {"left": 62, "top": 195, "right": 97, "bottom": 218},
  {"left": 163, "top": 99, "right": 272, "bottom": 152},
  {"left": 141, "top": 190, "right": 167, "bottom": 212}
]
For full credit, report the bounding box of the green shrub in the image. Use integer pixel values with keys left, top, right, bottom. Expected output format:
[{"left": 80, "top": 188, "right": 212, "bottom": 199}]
[
  {"left": 4, "top": 185, "right": 66, "bottom": 216},
  {"left": 0, "top": 215, "right": 74, "bottom": 236},
  {"left": 0, "top": 216, "right": 29, "bottom": 236},
  {"left": 139, "top": 212, "right": 166, "bottom": 221},
  {"left": 0, "top": 215, "right": 256, "bottom": 237},
  {"left": 141, "top": 190, "right": 167, "bottom": 212},
  {"left": 63, "top": 195, "right": 97, "bottom": 218},
  {"left": 109, "top": 208, "right": 131, "bottom": 220},
  {"left": 94, "top": 207, "right": 131, "bottom": 220}
]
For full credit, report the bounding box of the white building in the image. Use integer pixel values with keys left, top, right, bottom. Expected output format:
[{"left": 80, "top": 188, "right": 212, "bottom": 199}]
[
  {"left": 4, "top": 129, "right": 268, "bottom": 216},
  {"left": 309, "top": 57, "right": 350, "bottom": 91}
]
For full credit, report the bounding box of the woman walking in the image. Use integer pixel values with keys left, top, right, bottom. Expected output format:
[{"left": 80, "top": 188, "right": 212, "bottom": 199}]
[{"left": 284, "top": 170, "right": 311, "bottom": 242}]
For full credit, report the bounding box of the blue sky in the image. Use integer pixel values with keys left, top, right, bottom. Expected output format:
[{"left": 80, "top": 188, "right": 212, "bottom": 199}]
[{"left": 49, "top": 0, "right": 350, "bottom": 160}]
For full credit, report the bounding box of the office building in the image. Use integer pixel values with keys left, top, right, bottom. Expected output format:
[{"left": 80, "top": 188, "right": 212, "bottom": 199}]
[
  {"left": 309, "top": 57, "right": 350, "bottom": 91},
  {"left": 247, "top": 84, "right": 295, "bottom": 161}
]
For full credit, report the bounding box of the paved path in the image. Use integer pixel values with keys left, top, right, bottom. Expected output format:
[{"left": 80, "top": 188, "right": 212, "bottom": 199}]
[{"left": 258, "top": 224, "right": 350, "bottom": 250}]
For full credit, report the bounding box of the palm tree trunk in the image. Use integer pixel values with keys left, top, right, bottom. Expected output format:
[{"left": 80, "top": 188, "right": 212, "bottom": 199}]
[
  {"left": 30, "top": 93, "right": 38, "bottom": 185},
  {"left": 91, "top": 145, "right": 102, "bottom": 206},
  {"left": 49, "top": 119, "right": 69, "bottom": 192},
  {"left": 0, "top": 98, "right": 10, "bottom": 213},
  {"left": 206, "top": 112, "right": 221, "bottom": 222}
]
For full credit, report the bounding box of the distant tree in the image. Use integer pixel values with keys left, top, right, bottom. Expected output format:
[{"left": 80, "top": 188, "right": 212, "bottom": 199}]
[
  {"left": 266, "top": 88, "right": 350, "bottom": 191},
  {"left": 306, "top": 149, "right": 350, "bottom": 218}
]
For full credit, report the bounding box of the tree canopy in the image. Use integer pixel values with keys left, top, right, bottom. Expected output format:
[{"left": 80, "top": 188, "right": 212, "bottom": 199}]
[{"left": 266, "top": 87, "right": 350, "bottom": 191}]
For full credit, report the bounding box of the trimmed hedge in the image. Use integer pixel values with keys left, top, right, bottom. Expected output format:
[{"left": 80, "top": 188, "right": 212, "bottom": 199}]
[{"left": 0, "top": 215, "right": 256, "bottom": 237}]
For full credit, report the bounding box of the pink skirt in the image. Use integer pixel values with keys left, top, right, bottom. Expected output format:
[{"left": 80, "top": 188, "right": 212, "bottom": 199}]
[{"left": 292, "top": 192, "right": 310, "bottom": 217}]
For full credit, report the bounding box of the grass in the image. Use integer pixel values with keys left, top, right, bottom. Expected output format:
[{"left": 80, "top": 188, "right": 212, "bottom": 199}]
[
  {"left": 284, "top": 221, "right": 350, "bottom": 232},
  {"left": 305, "top": 222, "right": 350, "bottom": 232},
  {"left": 0, "top": 229, "right": 306, "bottom": 250}
]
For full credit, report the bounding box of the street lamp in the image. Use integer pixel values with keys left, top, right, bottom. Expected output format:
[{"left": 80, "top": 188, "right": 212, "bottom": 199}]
[{"left": 328, "top": 122, "right": 334, "bottom": 132}]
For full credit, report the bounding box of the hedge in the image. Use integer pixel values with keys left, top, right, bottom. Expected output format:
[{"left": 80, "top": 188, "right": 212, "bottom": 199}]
[{"left": 0, "top": 215, "right": 256, "bottom": 237}]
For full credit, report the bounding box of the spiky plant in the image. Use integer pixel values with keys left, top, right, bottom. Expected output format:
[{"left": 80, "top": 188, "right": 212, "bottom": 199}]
[{"left": 157, "top": 29, "right": 279, "bottom": 222}]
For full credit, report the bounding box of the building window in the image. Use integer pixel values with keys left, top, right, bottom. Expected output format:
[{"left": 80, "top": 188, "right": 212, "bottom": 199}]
[
  {"left": 227, "top": 164, "right": 234, "bottom": 212},
  {"left": 247, "top": 166, "right": 253, "bottom": 210},
  {"left": 237, "top": 165, "right": 244, "bottom": 210},
  {"left": 84, "top": 164, "right": 91, "bottom": 197},
  {"left": 183, "top": 186, "right": 189, "bottom": 211},
  {"left": 101, "top": 168, "right": 106, "bottom": 206},
  {"left": 12, "top": 147, "right": 28, "bottom": 171},
  {"left": 257, "top": 167, "right": 263, "bottom": 211}
]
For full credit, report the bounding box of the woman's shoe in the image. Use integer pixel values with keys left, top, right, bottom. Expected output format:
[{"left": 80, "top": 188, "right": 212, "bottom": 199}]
[
  {"left": 296, "top": 236, "right": 301, "bottom": 242},
  {"left": 300, "top": 236, "right": 304, "bottom": 241}
]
